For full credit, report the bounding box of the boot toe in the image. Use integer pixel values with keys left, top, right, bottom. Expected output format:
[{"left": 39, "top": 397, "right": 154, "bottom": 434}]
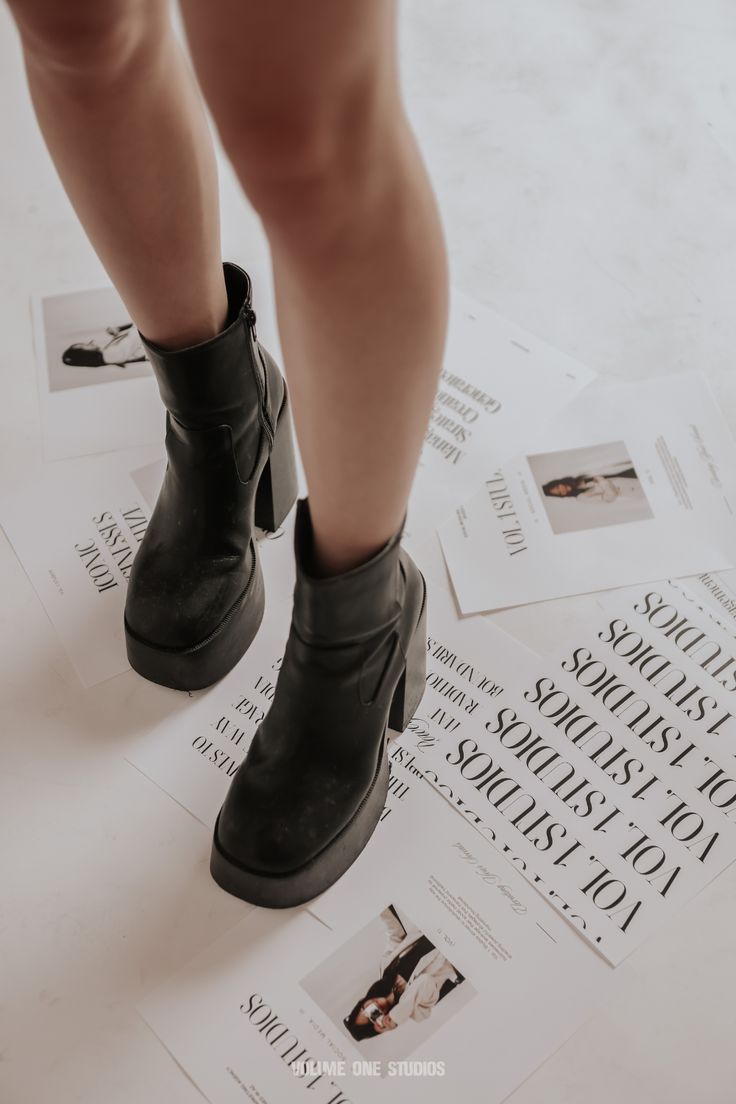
[
  {"left": 215, "top": 746, "right": 360, "bottom": 877},
  {"left": 126, "top": 557, "right": 249, "bottom": 651},
  {"left": 217, "top": 812, "right": 321, "bottom": 877}
]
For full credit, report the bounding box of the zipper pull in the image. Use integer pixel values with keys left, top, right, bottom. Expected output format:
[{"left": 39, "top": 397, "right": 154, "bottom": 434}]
[{"left": 244, "top": 306, "right": 258, "bottom": 341}]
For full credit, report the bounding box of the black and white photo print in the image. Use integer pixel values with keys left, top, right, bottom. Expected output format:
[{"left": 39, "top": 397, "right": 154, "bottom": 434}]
[
  {"left": 40, "top": 286, "right": 151, "bottom": 392},
  {"left": 32, "top": 285, "right": 162, "bottom": 458}
]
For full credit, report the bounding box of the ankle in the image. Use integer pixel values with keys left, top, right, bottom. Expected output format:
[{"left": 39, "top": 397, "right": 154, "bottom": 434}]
[
  {"left": 138, "top": 267, "right": 231, "bottom": 352},
  {"left": 142, "top": 301, "right": 230, "bottom": 352},
  {"left": 302, "top": 499, "right": 405, "bottom": 578},
  {"left": 309, "top": 535, "right": 388, "bottom": 578}
]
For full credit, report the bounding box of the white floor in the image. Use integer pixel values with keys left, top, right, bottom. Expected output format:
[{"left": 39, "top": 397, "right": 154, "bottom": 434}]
[{"left": 2, "top": 2, "right": 736, "bottom": 1102}]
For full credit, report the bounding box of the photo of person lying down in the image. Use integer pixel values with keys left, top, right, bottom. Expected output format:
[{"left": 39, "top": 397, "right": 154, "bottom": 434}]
[{"left": 342, "top": 905, "right": 465, "bottom": 1041}]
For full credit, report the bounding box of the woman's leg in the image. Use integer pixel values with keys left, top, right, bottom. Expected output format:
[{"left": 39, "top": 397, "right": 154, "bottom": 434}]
[
  {"left": 7, "top": 0, "right": 228, "bottom": 348},
  {"left": 179, "top": 0, "right": 448, "bottom": 573}
]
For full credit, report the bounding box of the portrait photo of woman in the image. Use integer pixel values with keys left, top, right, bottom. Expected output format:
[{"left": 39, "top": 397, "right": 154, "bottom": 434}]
[
  {"left": 528, "top": 442, "right": 654, "bottom": 534},
  {"left": 301, "top": 902, "right": 474, "bottom": 1061},
  {"left": 343, "top": 905, "right": 464, "bottom": 1042}
]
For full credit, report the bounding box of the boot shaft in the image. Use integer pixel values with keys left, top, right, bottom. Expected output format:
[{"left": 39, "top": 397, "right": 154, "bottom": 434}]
[
  {"left": 291, "top": 499, "right": 407, "bottom": 645},
  {"left": 138, "top": 262, "right": 267, "bottom": 432}
]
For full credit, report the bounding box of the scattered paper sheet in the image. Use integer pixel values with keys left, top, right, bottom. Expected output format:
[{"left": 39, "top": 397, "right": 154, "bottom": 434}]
[
  {"left": 0, "top": 459, "right": 154, "bottom": 687},
  {"left": 394, "top": 542, "right": 736, "bottom": 964},
  {"left": 438, "top": 372, "right": 736, "bottom": 613},
  {"left": 407, "top": 289, "right": 596, "bottom": 539},
  {"left": 138, "top": 758, "right": 610, "bottom": 1104},
  {"left": 31, "top": 285, "right": 163, "bottom": 459}
]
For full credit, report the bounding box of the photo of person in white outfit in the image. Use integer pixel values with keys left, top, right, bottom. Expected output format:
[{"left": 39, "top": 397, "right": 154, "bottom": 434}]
[
  {"left": 541, "top": 458, "right": 644, "bottom": 505},
  {"left": 343, "top": 905, "right": 464, "bottom": 1042},
  {"left": 61, "top": 321, "right": 147, "bottom": 371},
  {"left": 528, "top": 441, "right": 654, "bottom": 534}
]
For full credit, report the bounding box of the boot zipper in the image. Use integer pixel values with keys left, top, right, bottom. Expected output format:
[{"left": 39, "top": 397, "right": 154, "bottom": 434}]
[
  {"left": 256, "top": 360, "right": 275, "bottom": 449},
  {"left": 242, "top": 308, "right": 275, "bottom": 451}
]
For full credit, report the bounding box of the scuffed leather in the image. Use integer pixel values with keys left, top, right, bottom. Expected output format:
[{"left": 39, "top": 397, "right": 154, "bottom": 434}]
[
  {"left": 216, "top": 498, "right": 426, "bottom": 875},
  {"left": 125, "top": 262, "right": 284, "bottom": 650}
]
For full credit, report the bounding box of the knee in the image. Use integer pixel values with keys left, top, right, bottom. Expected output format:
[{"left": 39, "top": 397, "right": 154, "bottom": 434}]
[
  {"left": 216, "top": 83, "right": 394, "bottom": 232},
  {"left": 8, "top": 0, "right": 161, "bottom": 82}
]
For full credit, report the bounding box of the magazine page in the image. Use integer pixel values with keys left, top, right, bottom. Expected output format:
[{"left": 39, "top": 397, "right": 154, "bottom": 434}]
[
  {"left": 138, "top": 763, "right": 611, "bottom": 1104},
  {"left": 31, "top": 285, "right": 162, "bottom": 460},
  {"left": 0, "top": 456, "right": 155, "bottom": 686},
  {"left": 438, "top": 372, "right": 736, "bottom": 613},
  {"left": 392, "top": 553, "right": 736, "bottom": 964},
  {"left": 407, "top": 288, "right": 595, "bottom": 540}
]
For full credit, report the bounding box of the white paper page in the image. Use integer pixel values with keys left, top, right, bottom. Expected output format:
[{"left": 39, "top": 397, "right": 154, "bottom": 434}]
[
  {"left": 0, "top": 459, "right": 155, "bottom": 687},
  {"left": 138, "top": 767, "right": 610, "bottom": 1104},
  {"left": 439, "top": 372, "right": 736, "bottom": 613},
  {"left": 31, "top": 286, "right": 163, "bottom": 460},
  {"left": 125, "top": 591, "right": 294, "bottom": 826},
  {"left": 391, "top": 539, "right": 736, "bottom": 964},
  {"left": 407, "top": 289, "right": 596, "bottom": 540}
]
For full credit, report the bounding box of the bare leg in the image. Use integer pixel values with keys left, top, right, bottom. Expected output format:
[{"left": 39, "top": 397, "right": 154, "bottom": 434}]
[
  {"left": 7, "top": 0, "right": 228, "bottom": 348},
  {"left": 179, "top": 0, "right": 448, "bottom": 572}
]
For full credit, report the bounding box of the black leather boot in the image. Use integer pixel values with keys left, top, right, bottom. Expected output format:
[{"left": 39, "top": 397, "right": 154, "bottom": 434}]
[
  {"left": 209, "top": 498, "right": 428, "bottom": 907},
  {"left": 124, "top": 262, "right": 298, "bottom": 691}
]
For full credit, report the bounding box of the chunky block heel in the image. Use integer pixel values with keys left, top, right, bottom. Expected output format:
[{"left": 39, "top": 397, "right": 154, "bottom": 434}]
[
  {"left": 254, "top": 393, "right": 299, "bottom": 532},
  {"left": 388, "top": 577, "right": 428, "bottom": 732}
]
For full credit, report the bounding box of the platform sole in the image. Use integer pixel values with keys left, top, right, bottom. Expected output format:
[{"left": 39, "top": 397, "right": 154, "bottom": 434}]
[{"left": 210, "top": 742, "right": 391, "bottom": 908}]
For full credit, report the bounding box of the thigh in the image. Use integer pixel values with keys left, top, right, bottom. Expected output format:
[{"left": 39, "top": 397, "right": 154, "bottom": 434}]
[{"left": 178, "top": 0, "right": 399, "bottom": 131}]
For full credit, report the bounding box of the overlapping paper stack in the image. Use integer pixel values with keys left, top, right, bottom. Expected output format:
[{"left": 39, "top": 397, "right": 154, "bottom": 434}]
[{"left": 4, "top": 281, "right": 736, "bottom": 1103}]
